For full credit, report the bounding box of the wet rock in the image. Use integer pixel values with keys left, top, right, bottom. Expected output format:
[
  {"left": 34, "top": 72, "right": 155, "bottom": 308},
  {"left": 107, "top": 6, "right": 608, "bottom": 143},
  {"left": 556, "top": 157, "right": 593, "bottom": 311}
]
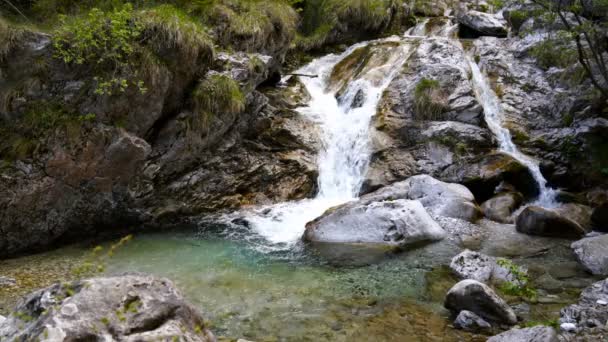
[
  {"left": 457, "top": 10, "right": 508, "bottom": 37},
  {"left": 444, "top": 279, "right": 518, "bottom": 325},
  {"left": 516, "top": 206, "right": 586, "bottom": 238},
  {"left": 571, "top": 234, "right": 608, "bottom": 276},
  {"left": 555, "top": 203, "right": 593, "bottom": 232},
  {"left": 481, "top": 192, "right": 524, "bottom": 223},
  {"left": 560, "top": 278, "right": 608, "bottom": 334},
  {"left": 449, "top": 250, "right": 519, "bottom": 285},
  {"left": 478, "top": 219, "right": 563, "bottom": 258},
  {"left": 453, "top": 310, "right": 492, "bottom": 333},
  {"left": 591, "top": 203, "right": 608, "bottom": 232},
  {"left": 441, "top": 153, "right": 538, "bottom": 203},
  {"left": 487, "top": 326, "right": 558, "bottom": 342},
  {"left": 303, "top": 199, "right": 446, "bottom": 247},
  {"left": 0, "top": 274, "right": 215, "bottom": 341}
]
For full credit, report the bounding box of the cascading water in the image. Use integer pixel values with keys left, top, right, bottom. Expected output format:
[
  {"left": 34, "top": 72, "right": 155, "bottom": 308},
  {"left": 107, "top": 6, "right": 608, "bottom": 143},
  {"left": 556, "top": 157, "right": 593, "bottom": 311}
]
[
  {"left": 224, "top": 37, "right": 412, "bottom": 250},
  {"left": 405, "top": 18, "right": 557, "bottom": 207},
  {"left": 466, "top": 60, "right": 557, "bottom": 207}
]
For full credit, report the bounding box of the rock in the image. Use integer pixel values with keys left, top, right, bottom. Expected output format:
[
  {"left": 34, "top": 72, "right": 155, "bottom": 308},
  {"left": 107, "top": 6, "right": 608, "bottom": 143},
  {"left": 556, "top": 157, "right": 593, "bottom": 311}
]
[
  {"left": 0, "top": 315, "right": 5, "bottom": 325},
  {"left": 591, "top": 203, "right": 608, "bottom": 232},
  {"left": 571, "top": 234, "right": 608, "bottom": 276},
  {"left": 0, "top": 276, "right": 16, "bottom": 287},
  {"left": 486, "top": 326, "right": 558, "bottom": 342},
  {"left": 453, "top": 310, "right": 492, "bottom": 333},
  {"left": 449, "top": 250, "right": 520, "bottom": 285},
  {"left": 399, "top": 175, "right": 481, "bottom": 222},
  {"left": 560, "top": 322, "right": 577, "bottom": 332},
  {"left": 303, "top": 199, "right": 446, "bottom": 247},
  {"left": 560, "top": 278, "right": 608, "bottom": 332},
  {"left": 481, "top": 192, "right": 524, "bottom": 223},
  {"left": 441, "top": 153, "right": 538, "bottom": 203},
  {"left": 0, "top": 274, "right": 215, "bottom": 341},
  {"left": 516, "top": 206, "right": 586, "bottom": 238},
  {"left": 457, "top": 10, "right": 508, "bottom": 37},
  {"left": 444, "top": 279, "right": 518, "bottom": 325},
  {"left": 555, "top": 203, "right": 593, "bottom": 232}
]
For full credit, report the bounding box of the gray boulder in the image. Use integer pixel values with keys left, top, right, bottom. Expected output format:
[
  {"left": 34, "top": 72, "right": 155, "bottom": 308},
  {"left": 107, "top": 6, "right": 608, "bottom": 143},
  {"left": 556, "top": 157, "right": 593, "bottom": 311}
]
[
  {"left": 453, "top": 310, "right": 492, "bottom": 333},
  {"left": 0, "top": 274, "right": 215, "bottom": 341},
  {"left": 571, "top": 234, "right": 608, "bottom": 276},
  {"left": 450, "top": 250, "right": 520, "bottom": 285},
  {"left": 444, "top": 279, "right": 518, "bottom": 325},
  {"left": 487, "top": 326, "right": 558, "bottom": 342},
  {"left": 481, "top": 192, "right": 524, "bottom": 223},
  {"left": 457, "top": 10, "right": 508, "bottom": 37},
  {"left": 560, "top": 278, "right": 608, "bottom": 334},
  {"left": 304, "top": 199, "right": 446, "bottom": 247},
  {"left": 592, "top": 203, "right": 608, "bottom": 232},
  {"left": 516, "top": 206, "right": 586, "bottom": 238}
]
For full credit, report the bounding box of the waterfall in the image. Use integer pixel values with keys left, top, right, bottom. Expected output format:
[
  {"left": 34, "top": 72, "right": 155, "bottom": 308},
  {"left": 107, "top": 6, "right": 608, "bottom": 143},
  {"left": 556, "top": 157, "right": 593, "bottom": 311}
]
[
  {"left": 466, "top": 60, "right": 557, "bottom": 207},
  {"left": 225, "top": 37, "right": 411, "bottom": 250}
]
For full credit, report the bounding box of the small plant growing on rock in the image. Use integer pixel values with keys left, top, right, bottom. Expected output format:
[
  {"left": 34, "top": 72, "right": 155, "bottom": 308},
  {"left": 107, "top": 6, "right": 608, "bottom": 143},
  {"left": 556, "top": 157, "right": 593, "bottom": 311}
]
[
  {"left": 496, "top": 258, "right": 537, "bottom": 300},
  {"left": 413, "top": 78, "right": 447, "bottom": 121}
]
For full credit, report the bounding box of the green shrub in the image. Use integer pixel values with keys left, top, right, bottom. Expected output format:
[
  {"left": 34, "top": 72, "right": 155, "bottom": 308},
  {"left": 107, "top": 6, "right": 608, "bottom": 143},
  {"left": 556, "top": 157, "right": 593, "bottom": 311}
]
[
  {"left": 496, "top": 258, "right": 537, "bottom": 300},
  {"left": 52, "top": 3, "right": 146, "bottom": 95},
  {"left": 529, "top": 33, "right": 578, "bottom": 70},
  {"left": 413, "top": 78, "right": 447, "bottom": 121}
]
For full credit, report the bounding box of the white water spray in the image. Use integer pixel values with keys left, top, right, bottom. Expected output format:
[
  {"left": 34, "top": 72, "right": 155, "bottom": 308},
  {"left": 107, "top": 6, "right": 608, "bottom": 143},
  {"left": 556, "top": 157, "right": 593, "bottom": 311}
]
[{"left": 225, "top": 38, "right": 412, "bottom": 250}]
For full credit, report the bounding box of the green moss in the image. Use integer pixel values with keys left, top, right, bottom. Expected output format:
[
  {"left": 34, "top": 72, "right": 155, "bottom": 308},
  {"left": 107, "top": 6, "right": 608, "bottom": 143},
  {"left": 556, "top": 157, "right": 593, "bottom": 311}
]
[{"left": 192, "top": 74, "right": 245, "bottom": 132}]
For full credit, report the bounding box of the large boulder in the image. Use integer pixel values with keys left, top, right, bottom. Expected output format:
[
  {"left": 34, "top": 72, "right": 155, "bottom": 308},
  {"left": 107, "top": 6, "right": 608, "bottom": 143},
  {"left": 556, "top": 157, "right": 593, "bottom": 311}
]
[
  {"left": 487, "top": 326, "right": 558, "bottom": 342},
  {"left": 516, "top": 206, "right": 587, "bottom": 238},
  {"left": 0, "top": 274, "right": 215, "bottom": 341},
  {"left": 303, "top": 199, "right": 446, "bottom": 247},
  {"left": 571, "top": 234, "right": 608, "bottom": 276},
  {"left": 481, "top": 192, "right": 524, "bottom": 223},
  {"left": 457, "top": 10, "right": 508, "bottom": 37},
  {"left": 555, "top": 203, "right": 593, "bottom": 232},
  {"left": 560, "top": 278, "right": 608, "bottom": 334},
  {"left": 444, "top": 279, "right": 518, "bottom": 325},
  {"left": 449, "top": 250, "right": 520, "bottom": 285}
]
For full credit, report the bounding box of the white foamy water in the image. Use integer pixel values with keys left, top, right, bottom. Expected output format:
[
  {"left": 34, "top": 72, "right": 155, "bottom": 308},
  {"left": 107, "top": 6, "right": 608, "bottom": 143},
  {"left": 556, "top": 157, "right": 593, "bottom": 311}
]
[{"left": 223, "top": 38, "right": 411, "bottom": 250}]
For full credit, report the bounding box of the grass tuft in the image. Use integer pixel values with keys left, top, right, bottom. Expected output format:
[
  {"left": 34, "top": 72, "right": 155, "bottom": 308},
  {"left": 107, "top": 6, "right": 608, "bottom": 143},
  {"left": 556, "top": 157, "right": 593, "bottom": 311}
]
[
  {"left": 413, "top": 78, "right": 447, "bottom": 121},
  {"left": 0, "top": 17, "right": 24, "bottom": 61},
  {"left": 191, "top": 73, "right": 245, "bottom": 133}
]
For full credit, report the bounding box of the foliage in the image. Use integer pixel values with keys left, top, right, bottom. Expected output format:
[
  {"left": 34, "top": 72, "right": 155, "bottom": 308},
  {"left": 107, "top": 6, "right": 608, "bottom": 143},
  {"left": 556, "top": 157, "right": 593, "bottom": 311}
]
[
  {"left": 191, "top": 74, "right": 245, "bottom": 132},
  {"left": 529, "top": 31, "right": 578, "bottom": 69},
  {"left": 71, "top": 235, "right": 133, "bottom": 277},
  {"left": 523, "top": 318, "right": 560, "bottom": 329},
  {"left": 52, "top": 4, "right": 146, "bottom": 95},
  {"left": 413, "top": 78, "right": 447, "bottom": 121},
  {"left": 496, "top": 258, "right": 537, "bottom": 300},
  {"left": 526, "top": 0, "right": 608, "bottom": 100}
]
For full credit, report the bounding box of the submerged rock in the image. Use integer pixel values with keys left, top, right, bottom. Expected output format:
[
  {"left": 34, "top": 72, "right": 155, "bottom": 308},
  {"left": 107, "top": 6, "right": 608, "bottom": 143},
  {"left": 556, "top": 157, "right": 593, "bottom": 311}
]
[
  {"left": 571, "top": 234, "right": 608, "bottom": 276},
  {"left": 516, "top": 206, "right": 586, "bottom": 238},
  {"left": 0, "top": 274, "right": 215, "bottom": 341},
  {"left": 481, "top": 192, "right": 524, "bottom": 223},
  {"left": 449, "top": 250, "right": 519, "bottom": 285},
  {"left": 444, "top": 279, "right": 518, "bottom": 325},
  {"left": 560, "top": 278, "right": 608, "bottom": 336},
  {"left": 486, "top": 326, "right": 558, "bottom": 342},
  {"left": 457, "top": 10, "right": 508, "bottom": 37},
  {"left": 304, "top": 199, "right": 446, "bottom": 247},
  {"left": 453, "top": 310, "right": 493, "bottom": 333},
  {"left": 0, "top": 276, "right": 16, "bottom": 288}
]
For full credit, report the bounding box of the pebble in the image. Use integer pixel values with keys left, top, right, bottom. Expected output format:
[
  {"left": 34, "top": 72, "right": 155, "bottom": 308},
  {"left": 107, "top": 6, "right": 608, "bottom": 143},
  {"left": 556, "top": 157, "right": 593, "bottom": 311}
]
[
  {"left": 560, "top": 323, "right": 577, "bottom": 332},
  {"left": 597, "top": 300, "right": 608, "bottom": 305}
]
